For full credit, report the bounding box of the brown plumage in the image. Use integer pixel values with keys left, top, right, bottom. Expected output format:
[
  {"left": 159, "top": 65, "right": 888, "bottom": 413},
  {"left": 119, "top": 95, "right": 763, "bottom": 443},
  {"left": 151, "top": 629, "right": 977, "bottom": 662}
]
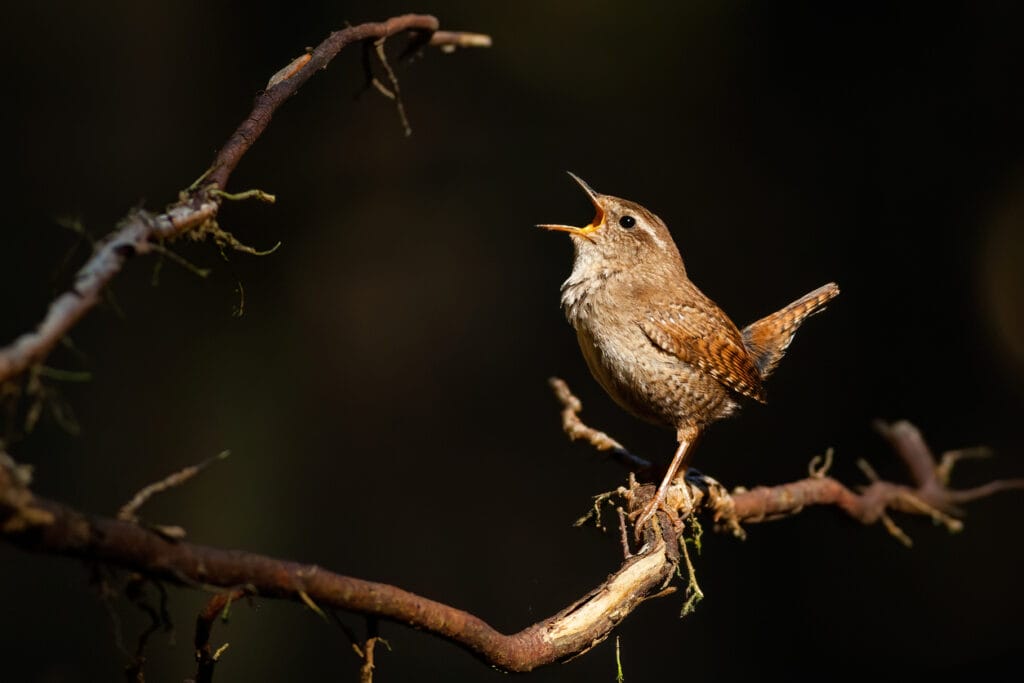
[
  {"left": 742, "top": 283, "right": 840, "bottom": 378},
  {"left": 540, "top": 173, "right": 838, "bottom": 534}
]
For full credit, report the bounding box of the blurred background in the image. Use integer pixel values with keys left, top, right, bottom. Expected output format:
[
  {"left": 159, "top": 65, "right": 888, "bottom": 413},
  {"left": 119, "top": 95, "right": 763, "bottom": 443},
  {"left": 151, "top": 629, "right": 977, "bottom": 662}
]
[{"left": 1, "top": 1, "right": 1022, "bottom": 681}]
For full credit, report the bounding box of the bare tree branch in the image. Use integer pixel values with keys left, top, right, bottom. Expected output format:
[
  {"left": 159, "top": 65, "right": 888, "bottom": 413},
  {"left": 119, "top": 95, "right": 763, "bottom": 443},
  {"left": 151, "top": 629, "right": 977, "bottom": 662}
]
[
  {"left": 2, "top": 407, "right": 1019, "bottom": 672},
  {"left": 0, "top": 14, "right": 489, "bottom": 386},
  {"left": 0, "top": 456, "right": 678, "bottom": 672},
  {"left": 551, "top": 378, "right": 1024, "bottom": 544},
  {"left": 721, "top": 420, "right": 1024, "bottom": 545}
]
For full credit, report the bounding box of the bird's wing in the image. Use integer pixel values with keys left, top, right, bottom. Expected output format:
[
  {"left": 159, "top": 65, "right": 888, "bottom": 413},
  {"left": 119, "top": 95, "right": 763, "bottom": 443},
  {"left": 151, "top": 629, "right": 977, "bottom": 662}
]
[{"left": 639, "top": 304, "right": 767, "bottom": 403}]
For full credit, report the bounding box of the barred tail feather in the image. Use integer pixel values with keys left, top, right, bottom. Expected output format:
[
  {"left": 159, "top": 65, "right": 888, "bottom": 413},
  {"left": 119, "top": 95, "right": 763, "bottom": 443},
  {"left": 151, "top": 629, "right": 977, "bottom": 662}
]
[{"left": 742, "top": 282, "right": 839, "bottom": 378}]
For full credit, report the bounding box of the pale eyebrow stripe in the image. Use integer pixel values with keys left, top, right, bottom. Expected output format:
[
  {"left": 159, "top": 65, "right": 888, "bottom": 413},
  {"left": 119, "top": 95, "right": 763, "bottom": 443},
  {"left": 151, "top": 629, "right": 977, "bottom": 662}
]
[{"left": 640, "top": 222, "right": 667, "bottom": 249}]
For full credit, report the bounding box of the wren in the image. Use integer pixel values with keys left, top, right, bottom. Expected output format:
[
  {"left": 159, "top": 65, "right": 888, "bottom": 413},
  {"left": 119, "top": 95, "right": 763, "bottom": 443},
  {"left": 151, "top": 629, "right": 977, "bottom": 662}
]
[{"left": 540, "top": 173, "right": 839, "bottom": 534}]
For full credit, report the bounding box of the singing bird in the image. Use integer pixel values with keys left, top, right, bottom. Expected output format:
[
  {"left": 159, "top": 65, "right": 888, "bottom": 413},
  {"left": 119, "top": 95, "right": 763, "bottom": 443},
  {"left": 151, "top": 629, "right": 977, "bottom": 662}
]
[{"left": 540, "top": 173, "right": 839, "bottom": 534}]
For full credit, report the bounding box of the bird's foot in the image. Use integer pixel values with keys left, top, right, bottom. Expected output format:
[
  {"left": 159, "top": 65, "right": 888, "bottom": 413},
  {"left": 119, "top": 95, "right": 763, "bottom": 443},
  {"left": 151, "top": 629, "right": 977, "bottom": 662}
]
[
  {"left": 632, "top": 471, "right": 694, "bottom": 539},
  {"left": 631, "top": 499, "right": 666, "bottom": 540}
]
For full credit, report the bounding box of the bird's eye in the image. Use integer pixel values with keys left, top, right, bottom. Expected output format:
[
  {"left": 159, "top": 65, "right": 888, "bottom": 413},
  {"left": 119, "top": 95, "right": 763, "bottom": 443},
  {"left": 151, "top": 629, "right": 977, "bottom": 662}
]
[{"left": 619, "top": 215, "right": 636, "bottom": 229}]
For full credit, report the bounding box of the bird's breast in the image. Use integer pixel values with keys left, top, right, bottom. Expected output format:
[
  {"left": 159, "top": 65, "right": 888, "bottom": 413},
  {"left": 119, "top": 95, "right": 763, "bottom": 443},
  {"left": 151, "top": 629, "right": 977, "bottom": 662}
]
[{"left": 566, "top": 282, "right": 739, "bottom": 430}]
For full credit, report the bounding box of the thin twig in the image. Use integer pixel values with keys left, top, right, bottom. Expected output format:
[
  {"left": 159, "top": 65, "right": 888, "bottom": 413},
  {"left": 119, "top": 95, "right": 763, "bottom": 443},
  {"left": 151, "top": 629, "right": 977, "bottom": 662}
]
[
  {"left": 428, "top": 30, "right": 492, "bottom": 51},
  {"left": 374, "top": 37, "right": 412, "bottom": 136},
  {"left": 117, "top": 451, "right": 229, "bottom": 523},
  {"left": 360, "top": 636, "right": 379, "bottom": 683},
  {"left": 123, "top": 576, "right": 173, "bottom": 682},
  {"left": 358, "top": 619, "right": 387, "bottom": 683},
  {"left": 549, "top": 377, "right": 653, "bottom": 472},
  {"left": 194, "top": 588, "right": 249, "bottom": 683}
]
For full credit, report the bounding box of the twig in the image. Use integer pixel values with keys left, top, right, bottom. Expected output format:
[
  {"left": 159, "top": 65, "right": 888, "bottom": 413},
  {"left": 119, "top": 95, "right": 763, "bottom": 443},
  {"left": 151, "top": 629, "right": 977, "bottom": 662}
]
[
  {"left": 203, "top": 16, "right": 488, "bottom": 191},
  {"left": 193, "top": 588, "right": 249, "bottom": 683},
  {"left": 549, "top": 377, "right": 653, "bottom": 473},
  {"left": 117, "top": 451, "right": 229, "bottom": 524},
  {"left": 357, "top": 620, "right": 388, "bottom": 683},
  {"left": 121, "top": 576, "right": 173, "bottom": 681},
  {"left": 0, "top": 15, "right": 490, "bottom": 386},
  {"left": 373, "top": 37, "right": 412, "bottom": 136},
  {"left": 360, "top": 636, "right": 380, "bottom": 683},
  {"left": 428, "top": 30, "right": 492, "bottom": 51}
]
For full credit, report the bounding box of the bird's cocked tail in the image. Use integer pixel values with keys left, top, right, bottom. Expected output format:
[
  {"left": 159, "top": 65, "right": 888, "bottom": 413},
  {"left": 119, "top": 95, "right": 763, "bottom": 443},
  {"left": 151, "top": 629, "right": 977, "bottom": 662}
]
[{"left": 741, "top": 282, "right": 840, "bottom": 378}]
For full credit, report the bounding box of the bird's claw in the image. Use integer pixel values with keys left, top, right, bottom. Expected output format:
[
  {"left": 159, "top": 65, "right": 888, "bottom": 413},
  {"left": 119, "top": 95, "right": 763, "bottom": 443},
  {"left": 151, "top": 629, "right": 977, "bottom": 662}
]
[
  {"left": 631, "top": 478, "right": 694, "bottom": 539},
  {"left": 631, "top": 501, "right": 659, "bottom": 539}
]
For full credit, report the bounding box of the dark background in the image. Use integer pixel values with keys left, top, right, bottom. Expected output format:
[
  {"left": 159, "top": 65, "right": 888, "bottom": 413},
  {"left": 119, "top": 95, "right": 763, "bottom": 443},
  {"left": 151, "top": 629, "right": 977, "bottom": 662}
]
[{"left": 2, "top": 2, "right": 1022, "bottom": 681}]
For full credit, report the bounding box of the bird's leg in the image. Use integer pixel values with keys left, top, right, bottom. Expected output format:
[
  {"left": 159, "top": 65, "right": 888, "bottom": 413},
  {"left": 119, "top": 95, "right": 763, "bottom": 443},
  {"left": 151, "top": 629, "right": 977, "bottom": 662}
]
[{"left": 633, "top": 431, "right": 696, "bottom": 538}]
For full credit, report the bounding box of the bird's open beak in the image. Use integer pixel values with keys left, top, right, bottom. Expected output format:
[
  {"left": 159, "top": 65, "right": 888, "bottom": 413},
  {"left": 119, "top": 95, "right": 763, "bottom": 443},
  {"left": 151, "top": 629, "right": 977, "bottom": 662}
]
[{"left": 537, "top": 172, "right": 605, "bottom": 237}]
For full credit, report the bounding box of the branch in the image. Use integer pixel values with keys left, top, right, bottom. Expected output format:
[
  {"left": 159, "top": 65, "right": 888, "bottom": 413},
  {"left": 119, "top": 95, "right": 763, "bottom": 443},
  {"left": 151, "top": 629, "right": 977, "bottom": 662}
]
[
  {"left": 548, "top": 377, "right": 653, "bottom": 473},
  {"left": 4, "top": 400, "right": 1019, "bottom": 672},
  {"left": 192, "top": 588, "right": 249, "bottom": 683},
  {"left": 0, "top": 14, "right": 489, "bottom": 386},
  {"left": 118, "top": 451, "right": 229, "bottom": 525},
  {"left": 723, "top": 421, "right": 1024, "bottom": 545},
  {"left": 551, "top": 378, "right": 1024, "bottom": 544},
  {"left": 0, "top": 456, "right": 678, "bottom": 672}
]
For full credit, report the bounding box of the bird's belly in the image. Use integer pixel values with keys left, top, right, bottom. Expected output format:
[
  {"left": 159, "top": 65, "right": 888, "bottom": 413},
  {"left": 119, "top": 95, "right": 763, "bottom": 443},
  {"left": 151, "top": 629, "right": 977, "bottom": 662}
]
[{"left": 576, "top": 325, "right": 737, "bottom": 430}]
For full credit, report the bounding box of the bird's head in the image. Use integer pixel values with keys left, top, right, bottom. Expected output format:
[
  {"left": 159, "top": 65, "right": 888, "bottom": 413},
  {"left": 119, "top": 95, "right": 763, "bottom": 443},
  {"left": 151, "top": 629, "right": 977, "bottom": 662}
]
[{"left": 538, "top": 173, "right": 683, "bottom": 273}]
